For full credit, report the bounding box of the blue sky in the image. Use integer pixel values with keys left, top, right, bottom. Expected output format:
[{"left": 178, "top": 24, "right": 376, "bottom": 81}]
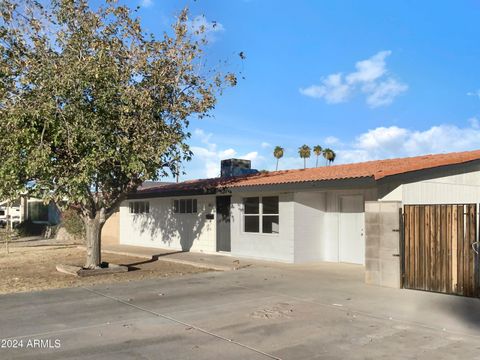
[{"left": 135, "top": 0, "right": 480, "bottom": 180}]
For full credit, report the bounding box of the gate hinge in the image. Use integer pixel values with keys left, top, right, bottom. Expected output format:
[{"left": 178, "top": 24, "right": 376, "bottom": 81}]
[
  {"left": 392, "top": 254, "right": 400, "bottom": 257},
  {"left": 392, "top": 229, "right": 400, "bottom": 232}
]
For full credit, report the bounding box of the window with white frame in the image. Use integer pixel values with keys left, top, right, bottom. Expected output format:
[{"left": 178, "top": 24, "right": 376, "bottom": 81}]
[
  {"left": 129, "top": 201, "right": 150, "bottom": 214},
  {"left": 173, "top": 199, "right": 198, "bottom": 214},
  {"left": 243, "top": 196, "right": 279, "bottom": 234}
]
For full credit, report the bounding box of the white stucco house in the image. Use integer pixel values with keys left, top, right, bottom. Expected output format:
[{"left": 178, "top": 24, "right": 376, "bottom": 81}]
[
  {"left": 0, "top": 197, "right": 60, "bottom": 228},
  {"left": 119, "top": 150, "right": 480, "bottom": 282}
]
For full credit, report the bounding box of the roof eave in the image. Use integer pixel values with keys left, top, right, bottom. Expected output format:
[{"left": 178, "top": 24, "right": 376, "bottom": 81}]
[
  {"left": 375, "top": 159, "right": 480, "bottom": 184},
  {"left": 126, "top": 176, "right": 377, "bottom": 199}
]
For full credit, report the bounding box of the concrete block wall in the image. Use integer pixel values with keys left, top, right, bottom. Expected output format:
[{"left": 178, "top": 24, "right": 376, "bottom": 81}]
[{"left": 365, "top": 201, "right": 402, "bottom": 288}]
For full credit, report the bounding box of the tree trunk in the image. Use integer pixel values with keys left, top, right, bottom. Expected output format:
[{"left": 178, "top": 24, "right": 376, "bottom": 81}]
[
  {"left": 84, "top": 216, "right": 104, "bottom": 269},
  {"left": 276, "top": 159, "right": 279, "bottom": 171}
]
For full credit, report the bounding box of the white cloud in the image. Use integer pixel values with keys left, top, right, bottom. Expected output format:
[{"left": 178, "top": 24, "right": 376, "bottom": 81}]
[
  {"left": 190, "top": 129, "right": 234, "bottom": 177},
  {"left": 220, "top": 148, "right": 236, "bottom": 158},
  {"left": 178, "top": 118, "right": 480, "bottom": 180},
  {"left": 346, "top": 50, "right": 391, "bottom": 83},
  {"left": 140, "top": 0, "right": 153, "bottom": 8},
  {"left": 468, "top": 117, "right": 480, "bottom": 129},
  {"left": 242, "top": 151, "right": 258, "bottom": 161},
  {"left": 336, "top": 121, "right": 480, "bottom": 164},
  {"left": 299, "top": 73, "right": 351, "bottom": 104},
  {"left": 324, "top": 136, "right": 340, "bottom": 146},
  {"left": 186, "top": 15, "right": 225, "bottom": 42},
  {"left": 363, "top": 78, "right": 409, "bottom": 108},
  {"left": 354, "top": 126, "right": 409, "bottom": 158},
  {"left": 189, "top": 145, "right": 234, "bottom": 178},
  {"left": 187, "top": 129, "right": 265, "bottom": 178},
  {"left": 193, "top": 128, "right": 214, "bottom": 148},
  {"left": 261, "top": 142, "right": 271, "bottom": 149},
  {"left": 467, "top": 90, "right": 480, "bottom": 99},
  {"left": 300, "top": 51, "right": 408, "bottom": 108}
]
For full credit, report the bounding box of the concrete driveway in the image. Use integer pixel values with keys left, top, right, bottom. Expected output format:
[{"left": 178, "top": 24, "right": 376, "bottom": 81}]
[{"left": 1, "top": 262, "right": 480, "bottom": 359}]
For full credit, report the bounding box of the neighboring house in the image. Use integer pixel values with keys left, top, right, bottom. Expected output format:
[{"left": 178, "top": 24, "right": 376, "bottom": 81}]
[
  {"left": 0, "top": 198, "right": 60, "bottom": 228},
  {"left": 26, "top": 199, "right": 60, "bottom": 225},
  {"left": 119, "top": 151, "right": 480, "bottom": 290},
  {"left": 0, "top": 199, "right": 22, "bottom": 228}
]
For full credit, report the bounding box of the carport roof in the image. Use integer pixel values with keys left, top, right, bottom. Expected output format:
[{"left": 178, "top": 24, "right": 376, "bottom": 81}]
[{"left": 133, "top": 150, "right": 480, "bottom": 197}]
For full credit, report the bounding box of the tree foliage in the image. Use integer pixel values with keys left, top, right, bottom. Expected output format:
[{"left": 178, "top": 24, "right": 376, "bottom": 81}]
[
  {"left": 0, "top": 0, "right": 236, "bottom": 267},
  {"left": 61, "top": 208, "right": 85, "bottom": 238},
  {"left": 273, "top": 146, "right": 284, "bottom": 171},
  {"left": 313, "top": 145, "right": 322, "bottom": 167},
  {"left": 298, "top": 144, "right": 311, "bottom": 169},
  {"left": 323, "top": 148, "right": 336, "bottom": 165}
]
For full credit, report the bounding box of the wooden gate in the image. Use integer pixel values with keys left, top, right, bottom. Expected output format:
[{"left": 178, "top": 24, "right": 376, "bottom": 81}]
[{"left": 402, "top": 204, "right": 478, "bottom": 297}]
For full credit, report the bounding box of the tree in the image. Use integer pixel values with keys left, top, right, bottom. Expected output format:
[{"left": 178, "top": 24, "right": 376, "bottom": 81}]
[
  {"left": 323, "top": 148, "right": 336, "bottom": 166},
  {"left": 298, "top": 145, "right": 311, "bottom": 169},
  {"left": 273, "top": 146, "right": 284, "bottom": 171},
  {"left": 0, "top": 0, "right": 236, "bottom": 269},
  {"left": 313, "top": 145, "right": 322, "bottom": 167}
]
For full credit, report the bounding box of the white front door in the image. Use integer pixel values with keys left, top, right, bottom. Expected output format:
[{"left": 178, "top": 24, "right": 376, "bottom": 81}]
[{"left": 339, "top": 195, "right": 365, "bottom": 264}]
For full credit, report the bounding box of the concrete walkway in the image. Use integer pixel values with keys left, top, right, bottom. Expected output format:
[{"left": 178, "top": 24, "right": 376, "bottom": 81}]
[
  {"left": 97, "top": 244, "right": 257, "bottom": 271},
  {"left": 1, "top": 262, "right": 480, "bottom": 359}
]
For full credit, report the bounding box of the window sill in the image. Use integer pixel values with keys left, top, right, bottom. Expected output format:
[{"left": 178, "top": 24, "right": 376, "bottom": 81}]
[{"left": 241, "top": 231, "right": 280, "bottom": 237}]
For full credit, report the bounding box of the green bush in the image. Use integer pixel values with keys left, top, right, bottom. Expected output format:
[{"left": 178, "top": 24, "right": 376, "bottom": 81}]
[
  {"left": 15, "top": 219, "right": 46, "bottom": 237},
  {"left": 62, "top": 209, "right": 85, "bottom": 238}
]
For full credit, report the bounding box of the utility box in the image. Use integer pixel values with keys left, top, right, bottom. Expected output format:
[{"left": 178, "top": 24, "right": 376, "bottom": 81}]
[{"left": 220, "top": 159, "right": 258, "bottom": 178}]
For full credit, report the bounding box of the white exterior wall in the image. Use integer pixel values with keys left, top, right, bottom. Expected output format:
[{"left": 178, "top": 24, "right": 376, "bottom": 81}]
[
  {"left": 119, "top": 195, "right": 217, "bottom": 252},
  {"left": 293, "top": 188, "right": 377, "bottom": 263},
  {"left": 379, "top": 170, "right": 480, "bottom": 204},
  {"left": 118, "top": 187, "right": 377, "bottom": 263},
  {"left": 230, "top": 192, "right": 294, "bottom": 263},
  {"left": 379, "top": 184, "right": 403, "bottom": 202},
  {"left": 293, "top": 192, "right": 326, "bottom": 263},
  {"left": 0, "top": 202, "right": 21, "bottom": 225},
  {"left": 402, "top": 171, "right": 480, "bottom": 204},
  {"left": 118, "top": 168, "right": 480, "bottom": 263}
]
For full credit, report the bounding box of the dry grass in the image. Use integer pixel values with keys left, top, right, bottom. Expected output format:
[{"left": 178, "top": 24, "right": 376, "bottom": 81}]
[{"left": 0, "top": 245, "right": 210, "bottom": 295}]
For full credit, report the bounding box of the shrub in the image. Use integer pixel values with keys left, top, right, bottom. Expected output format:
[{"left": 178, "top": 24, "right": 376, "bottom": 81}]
[
  {"left": 61, "top": 209, "right": 85, "bottom": 238},
  {"left": 15, "top": 219, "right": 46, "bottom": 237}
]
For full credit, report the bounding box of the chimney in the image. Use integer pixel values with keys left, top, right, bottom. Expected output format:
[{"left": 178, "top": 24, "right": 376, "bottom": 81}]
[{"left": 220, "top": 159, "right": 258, "bottom": 178}]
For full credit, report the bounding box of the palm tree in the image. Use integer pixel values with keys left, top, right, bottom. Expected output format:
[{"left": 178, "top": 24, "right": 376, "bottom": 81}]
[
  {"left": 313, "top": 145, "right": 323, "bottom": 167},
  {"left": 273, "top": 146, "right": 284, "bottom": 171},
  {"left": 298, "top": 145, "right": 311, "bottom": 169},
  {"left": 323, "top": 148, "right": 336, "bottom": 166}
]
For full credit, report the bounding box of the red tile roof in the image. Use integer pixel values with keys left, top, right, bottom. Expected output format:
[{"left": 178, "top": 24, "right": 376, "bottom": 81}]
[
  {"left": 136, "top": 150, "right": 480, "bottom": 195},
  {"left": 138, "top": 181, "right": 174, "bottom": 190}
]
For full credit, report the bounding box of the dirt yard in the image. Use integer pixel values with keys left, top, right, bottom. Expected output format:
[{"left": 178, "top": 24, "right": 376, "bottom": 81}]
[{"left": 0, "top": 245, "right": 210, "bottom": 295}]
